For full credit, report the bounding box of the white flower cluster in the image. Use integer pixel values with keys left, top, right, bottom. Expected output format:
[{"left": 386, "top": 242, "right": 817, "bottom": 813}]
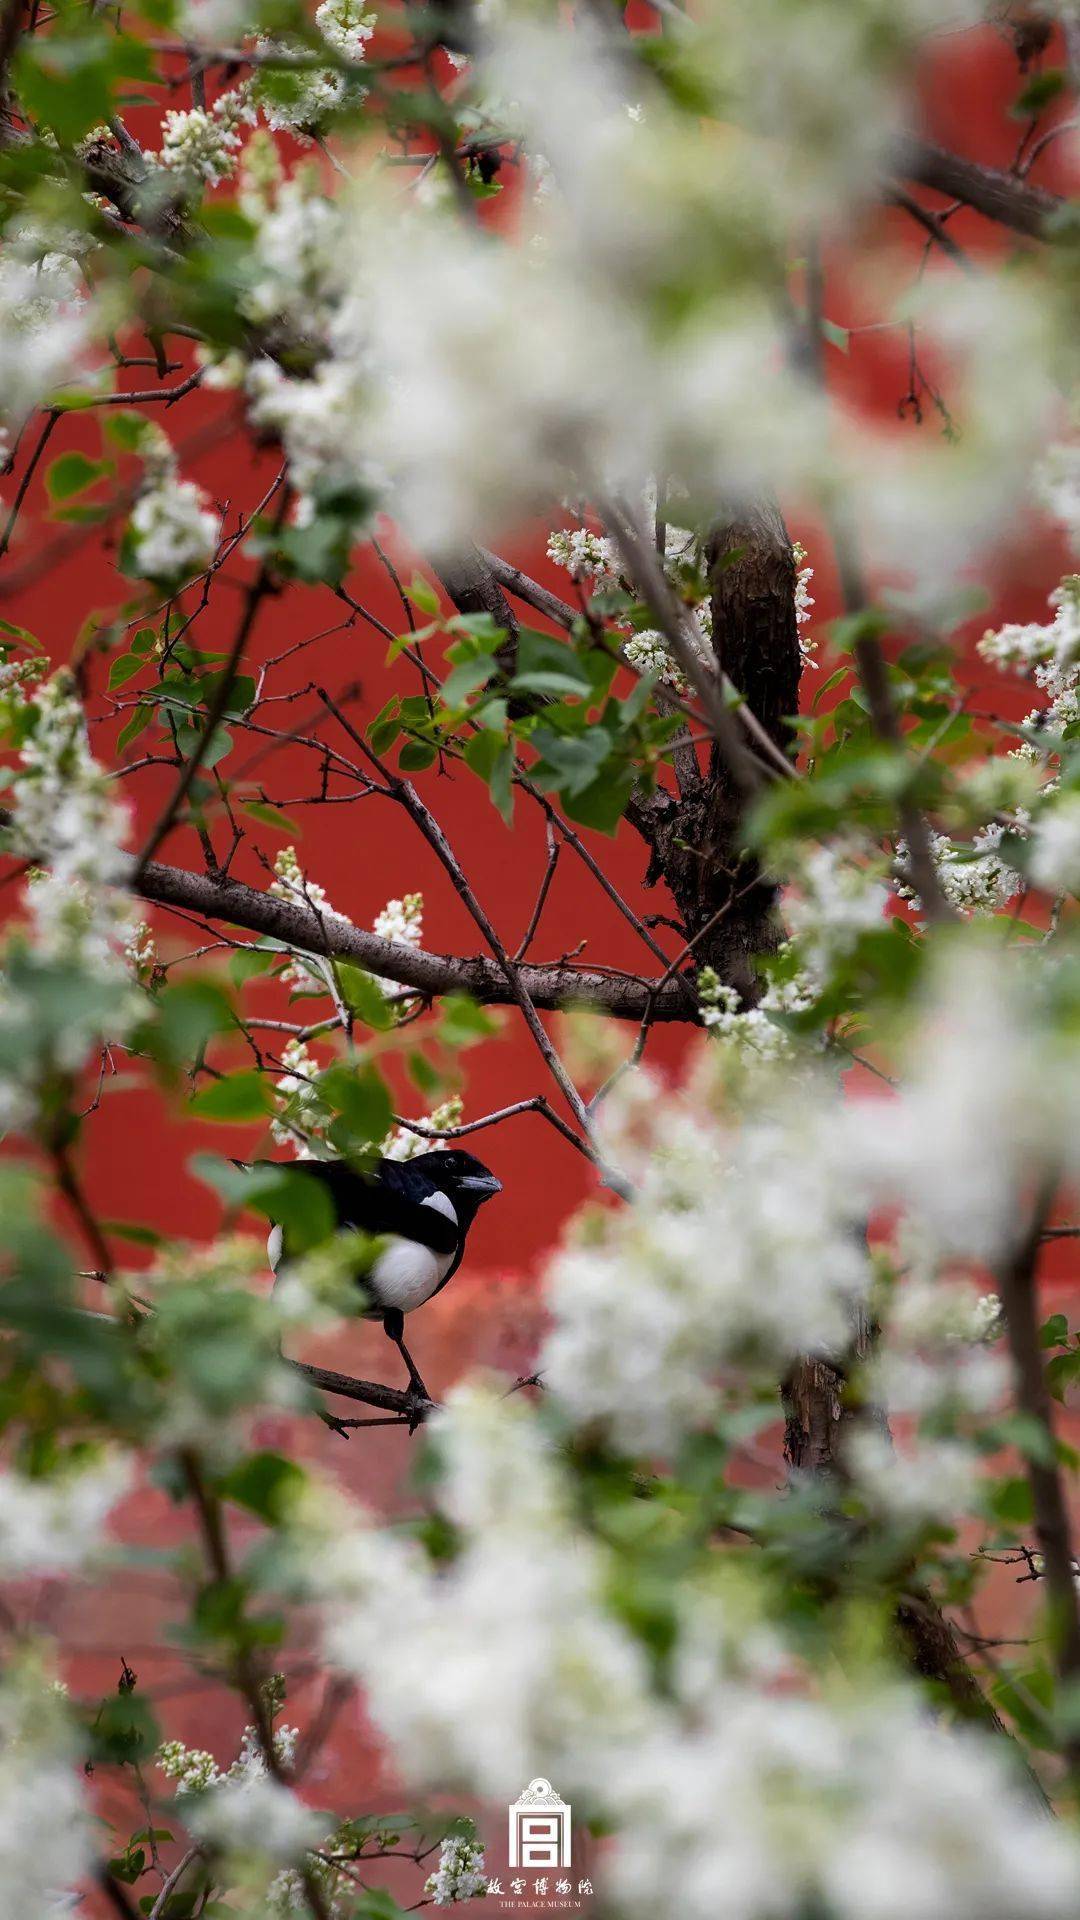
[
  {"left": 623, "top": 628, "right": 688, "bottom": 693},
  {"left": 269, "top": 848, "right": 423, "bottom": 1014},
  {"left": 255, "top": 3, "right": 372, "bottom": 137},
  {"left": 866, "top": 1271, "right": 1007, "bottom": 1436},
  {"left": 542, "top": 1068, "right": 870, "bottom": 1455},
  {"left": 315, "top": 0, "right": 376, "bottom": 63},
  {"left": 0, "top": 247, "right": 90, "bottom": 429},
  {"left": 1037, "top": 438, "right": 1080, "bottom": 552},
  {"left": 1027, "top": 792, "right": 1080, "bottom": 896},
  {"left": 312, "top": 1385, "right": 654, "bottom": 1796},
  {"left": 129, "top": 437, "right": 219, "bottom": 586},
  {"left": 270, "top": 843, "right": 340, "bottom": 995},
  {"left": 424, "top": 1832, "right": 489, "bottom": 1905},
  {"left": 241, "top": 172, "right": 346, "bottom": 336},
  {"left": 784, "top": 843, "right": 889, "bottom": 979},
  {"left": 160, "top": 1721, "right": 324, "bottom": 1865},
  {"left": 606, "top": 1680, "right": 1079, "bottom": 1920},
  {"left": 190, "top": 1768, "right": 327, "bottom": 1864},
  {"left": 0, "top": 1666, "right": 92, "bottom": 1918},
  {"left": 301, "top": 1388, "right": 1080, "bottom": 1920},
  {"left": 158, "top": 1720, "right": 299, "bottom": 1795},
  {"left": 792, "top": 540, "right": 817, "bottom": 665},
  {"left": 152, "top": 86, "right": 256, "bottom": 187},
  {"left": 896, "top": 826, "right": 1023, "bottom": 918},
  {"left": 697, "top": 963, "right": 816, "bottom": 1061},
  {"left": 977, "top": 577, "right": 1080, "bottom": 703},
  {"left": 271, "top": 1035, "right": 326, "bottom": 1159},
  {"left": 546, "top": 526, "right": 619, "bottom": 584},
  {"left": 845, "top": 1428, "right": 981, "bottom": 1529},
  {"left": 373, "top": 891, "right": 423, "bottom": 947},
  {"left": 0, "top": 1452, "right": 131, "bottom": 1579},
  {"left": 8, "top": 669, "right": 135, "bottom": 966},
  {"left": 179, "top": 0, "right": 250, "bottom": 44},
  {"left": 382, "top": 1095, "right": 463, "bottom": 1161},
  {"left": 843, "top": 950, "right": 1070, "bottom": 1269}
]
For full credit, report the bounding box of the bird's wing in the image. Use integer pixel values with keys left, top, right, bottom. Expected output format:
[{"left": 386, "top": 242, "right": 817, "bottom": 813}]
[{"left": 250, "top": 1158, "right": 460, "bottom": 1256}]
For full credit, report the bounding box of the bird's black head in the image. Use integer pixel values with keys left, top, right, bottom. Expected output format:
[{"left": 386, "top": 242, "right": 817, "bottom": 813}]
[{"left": 415, "top": 1149, "right": 502, "bottom": 1224}]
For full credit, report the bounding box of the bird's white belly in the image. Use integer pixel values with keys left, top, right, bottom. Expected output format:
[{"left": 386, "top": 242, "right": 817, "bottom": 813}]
[{"left": 371, "top": 1236, "right": 455, "bottom": 1314}]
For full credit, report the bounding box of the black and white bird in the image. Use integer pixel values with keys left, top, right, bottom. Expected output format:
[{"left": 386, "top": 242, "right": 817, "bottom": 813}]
[{"left": 258, "top": 1149, "right": 502, "bottom": 1402}]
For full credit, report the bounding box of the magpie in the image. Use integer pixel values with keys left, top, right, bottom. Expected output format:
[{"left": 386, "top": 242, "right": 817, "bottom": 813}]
[{"left": 257, "top": 1149, "right": 502, "bottom": 1404}]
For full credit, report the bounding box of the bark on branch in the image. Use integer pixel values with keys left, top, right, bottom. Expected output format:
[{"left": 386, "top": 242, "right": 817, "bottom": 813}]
[
  {"left": 128, "top": 854, "right": 698, "bottom": 1021},
  {"left": 900, "top": 137, "right": 1063, "bottom": 238}
]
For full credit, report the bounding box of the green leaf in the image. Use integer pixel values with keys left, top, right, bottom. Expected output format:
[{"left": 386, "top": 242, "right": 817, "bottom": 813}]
[
  {"left": 240, "top": 798, "right": 299, "bottom": 836},
  {"left": 337, "top": 963, "right": 395, "bottom": 1031},
  {"left": 1012, "top": 68, "right": 1066, "bottom": 118},
  {"left": 145, "top": 978, "right": 234, "bottom": 1068},
  {"left": 103, "top": 409, "right": 150, "bottom": 452},
  {"left": 368, "top": 697, "right": 401, "bottom": 754},
  {"left": 317, "top": 1061, "right": 393, "bottom": 1144},
  {"left": 1047, "top": 1348, "right": 1080, "bottom": 1404},
  {"left": 46, "top": 451, "right": 110, "bottom": 502},
  {"left": 442, "top": 656, "right": 496, "bottom": 706},
  {"left": 398, "top": 739, "right": 438, "bottom": 772},
  {"left": 408, "top": 573, "right": 440, "bottom": 615},
  {"left": 229, "top": 944, "right": 278, "bottom": 987},
  {"left": 988, "top": 1474, "right": 1034, "bottom": 1527},
  {"left": 563, "top": 766, "right": 635, "bottom": 835},
  {"left": 1040, "top": 1312, "right": 1070, "bottom": 1349},
  {"left": 87, "top": 1691, "right": 160, "bottom": 1769},
  {"left": 220, "top": 1450, "right": 307, "bottom": 1524},
  {"left": 100, "top": 1218, "right": 163, "bottom": 1247},
  {"left": 191, "top": 1155, "right": 336, "bottom": 1249},
  {"left": 514, "top": 627, "right": 592, "bottom": 692},
  {"left": 190, "top": 1071, "right": 273, "bottom": 1122},
  {"left": 438, "top": 994, "right": 499, "bottom": 1049},
  {"left": 107, "top": 653, "right": 144, "bottom": 691}
]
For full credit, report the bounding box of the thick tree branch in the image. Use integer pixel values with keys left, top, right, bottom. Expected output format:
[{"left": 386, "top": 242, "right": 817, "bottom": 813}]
[
  {"left": 900, "top": 137, "right": 1062, "bottom": 239},
  {"left": 127, "top": 853, "right": 699, "bottom": 1021}
]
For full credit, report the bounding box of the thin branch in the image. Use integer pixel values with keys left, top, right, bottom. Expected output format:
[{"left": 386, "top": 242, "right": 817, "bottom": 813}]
[{"left": 996, "top": 1186, "right": 1080, "bottom": 1784}]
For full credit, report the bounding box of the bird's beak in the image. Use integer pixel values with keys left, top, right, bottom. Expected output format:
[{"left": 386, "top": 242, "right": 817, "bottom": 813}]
[{"left": 459, "top": 1173, "right": 502, "bottom": 1198}]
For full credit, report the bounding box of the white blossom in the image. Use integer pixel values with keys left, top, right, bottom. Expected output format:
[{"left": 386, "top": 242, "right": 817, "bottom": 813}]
[
  {"left": 623, "top": 629, "right": 688, "bottom": 693},
  {"left": 977, "top": 577, "right": 1080, "bottom": 700},
  {"left": 314, "top": 1386, "right": 653, "bottom": 1797},
  {"left": 0, "top": 1668, "right": 92, "bottom": 1920},
  {"left": 546, "top": 526, "right": 619, "bottom": 584},
  {"left": 846, "top": 1428, "right": 981, "bottom": 1527},
  {"left": 0, "top": 1453, "right": 131, "bottom": 1579},
  {"left": 784, "top": 843, "right": 889, "bottom": 977},
  {"left": 841, "top": 951, "right": 1064, "bottom": 1268},
  {"left": 7, "top": 669, "right": 136, "bottom": 967},
  {"left": 129, "top": 466, "right": 219, "bottom": 585},
  {"left": 314, "top": 0, "right": 375, "bottom": 64},
  {"left": 607, "top": 1684, "right": 1079, "bottom": 1920},
  {"left": 0, "top": 252, "right": 90, "bottom": 429},
  {"left": 424, "top": 1833, "right": 489, "bottom": 1905},
  {"left": 1026, "top": 793, "right": 1080, "bottom": 895},
  {"left": 896, "top": 826, "right": 1023, "bottom": 918},
  {"left": 373, "top": 891, "right": 423, "bottom": 947},
  {"left": 792, "top": 539, "right": 816, "bottom": 665},
  {"left": 189, "top": 1770, "right": 328, "bottom": 1863},
  {"left": 152, "top": 87, "right": 256, "bottom": 187},
  {"left": 178, "top": 0, "right": 252, "bottom": 44},
  {"left": 698, "top": 964, "right": 816, "bottom": 1061},
  {"left": 541, "top": 1069, "right": 870, "bottom": 1455}
]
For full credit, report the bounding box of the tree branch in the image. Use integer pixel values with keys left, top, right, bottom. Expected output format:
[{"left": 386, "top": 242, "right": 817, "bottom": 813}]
[
  {"left": 126, "top": 853, "right": 698, "bottom": 1021},
  {"left": 900, "top": 137, "right": 1062, "bottom": 239}
]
